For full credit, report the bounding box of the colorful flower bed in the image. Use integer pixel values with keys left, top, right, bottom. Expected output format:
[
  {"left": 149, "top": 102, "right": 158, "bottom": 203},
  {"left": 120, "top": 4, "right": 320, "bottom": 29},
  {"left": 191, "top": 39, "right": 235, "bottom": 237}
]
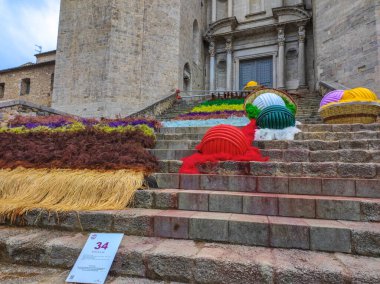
[
  {"left": 0, "top": 115, "right": 160, "bottom": 221},
  {"left": 163, "top": 98, "right": 248, "bottom": 127}
]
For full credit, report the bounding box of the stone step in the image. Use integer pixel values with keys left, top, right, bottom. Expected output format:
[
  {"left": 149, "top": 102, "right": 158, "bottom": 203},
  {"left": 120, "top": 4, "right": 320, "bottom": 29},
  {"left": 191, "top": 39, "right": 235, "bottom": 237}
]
[
  {"left": 134, "top": 189, "right": 380, "bottom": 222},
  {"left": 3, "top": 210, "right": 379, "bottom": 256},
  {"left": 255, "top": 139, "right": 380, "bottom": 151},
  {"left": 158, "top": 124, "right": 380, "bottom": 134},
  {"left": 1, "top": 227, "right": 379, "bottom": 283},
  {"left": 156, "top": 131, "right": 380, "bottom": 141},
  {"left": 151, "top": 148, "right": 380, "bottom": 163},
  {"left": 0, "top": 263, "right": 68, "bottom": 284},
  {"left": 0, "top": 263, "right": 163, "bottom": 284},
  {"left": 156, "top": 139, "right": 380, "bottom": 151},
  {"left": 151, "top": 173, "right": 380, "bottom": 198},
  {"left": 296, "top": 131, "right": 380, "bottom": 141},
  {"left": 155, "top": 140, "right": 199, "bottom": 150},
  {"left": 158, "top": 160, "right": 380, "bottom": 179}
]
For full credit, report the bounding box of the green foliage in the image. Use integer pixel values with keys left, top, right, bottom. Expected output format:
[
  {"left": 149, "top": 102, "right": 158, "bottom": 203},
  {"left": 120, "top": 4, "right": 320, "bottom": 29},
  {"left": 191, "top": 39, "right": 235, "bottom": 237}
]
[
  {"left": 245, "top": 103, "right": 261, "bottom": 119},
  {"left": 94, "top": 124, "right": 155, "bottom": 138},
  {"left": 282, "top": 97, "right": 297, "bottom": 115}
]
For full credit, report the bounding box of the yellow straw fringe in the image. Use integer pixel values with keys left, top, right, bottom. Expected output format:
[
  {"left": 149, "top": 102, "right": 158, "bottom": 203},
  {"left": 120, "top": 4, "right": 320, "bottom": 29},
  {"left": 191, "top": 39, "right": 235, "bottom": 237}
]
[{"left": 0, "top": 168, "right": 145, "bottom": 221}]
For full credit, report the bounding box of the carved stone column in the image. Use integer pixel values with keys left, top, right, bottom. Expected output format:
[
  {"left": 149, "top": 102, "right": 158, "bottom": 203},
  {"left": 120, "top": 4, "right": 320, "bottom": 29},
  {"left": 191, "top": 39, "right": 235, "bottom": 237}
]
[
  {"left": 228, "top": 0, "right": 233, "bottom": 17},
  {"left": 277, "top": 26, "right": 286, "bottom": 89},
  {"left": 225, "top": 38, "right": 233, "bottom": 90},
  {"left": 212, "top": 0, "right": 217, "bottom": 22},
  {"left": 298, "top": 24, "right": 307, "bottom": 88},
  {"left": 209, "top": 41, "right": 216, "bottom": 92}
]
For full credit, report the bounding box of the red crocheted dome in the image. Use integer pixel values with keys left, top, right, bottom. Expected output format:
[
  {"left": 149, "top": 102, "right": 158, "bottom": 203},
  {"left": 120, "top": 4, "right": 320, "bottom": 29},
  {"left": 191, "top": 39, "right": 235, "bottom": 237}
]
[{"left": 197, "top": 125, "right": 249, "bottom": 155}]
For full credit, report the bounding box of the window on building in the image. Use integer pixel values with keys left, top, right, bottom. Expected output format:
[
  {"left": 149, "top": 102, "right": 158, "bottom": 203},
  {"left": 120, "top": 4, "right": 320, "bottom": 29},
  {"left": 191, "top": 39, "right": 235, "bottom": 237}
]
[
  {"left": 193, "top": 20, "right": 200, "bottom": 65},
  {"left": 20, "top": 78, "right": 31, "bottom": 96},
  {"left": 0, "top": 83, "right": 4, "bottom": 98},
  {"left": 249, "top": 0, "right": 264, "bottom": 14}
]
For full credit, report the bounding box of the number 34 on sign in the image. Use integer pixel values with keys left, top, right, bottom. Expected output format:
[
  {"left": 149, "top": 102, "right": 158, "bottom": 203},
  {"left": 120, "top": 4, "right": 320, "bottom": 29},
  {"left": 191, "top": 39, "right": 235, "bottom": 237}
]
[{"left": 66, "top": 233, "right": 124, "bottom": 284}]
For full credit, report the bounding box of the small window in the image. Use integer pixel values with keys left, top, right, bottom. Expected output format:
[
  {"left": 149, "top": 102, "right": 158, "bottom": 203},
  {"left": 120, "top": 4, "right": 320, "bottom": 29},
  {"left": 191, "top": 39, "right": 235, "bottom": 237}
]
[
  {"left": 50, "top": 73, "right": 55, "bottom": 92},
  {"left": 0, "top": 83, "right": 4, "bottom": 98},
  {"left": 20, "top": 78, "right": 31, "bottom": 96}
]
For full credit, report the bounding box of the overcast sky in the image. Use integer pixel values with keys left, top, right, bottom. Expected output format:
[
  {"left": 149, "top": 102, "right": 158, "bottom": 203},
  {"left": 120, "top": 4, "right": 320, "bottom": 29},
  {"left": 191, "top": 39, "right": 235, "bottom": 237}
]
[{"left": 0, "top": 0, "right": 60, "bottom": 70}]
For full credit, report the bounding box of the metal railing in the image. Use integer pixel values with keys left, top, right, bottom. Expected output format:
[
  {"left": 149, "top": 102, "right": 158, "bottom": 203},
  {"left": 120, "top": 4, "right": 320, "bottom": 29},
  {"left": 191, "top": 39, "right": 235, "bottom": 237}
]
[{"left": 179, "top": 90, "right": 252, "bottom": 99}]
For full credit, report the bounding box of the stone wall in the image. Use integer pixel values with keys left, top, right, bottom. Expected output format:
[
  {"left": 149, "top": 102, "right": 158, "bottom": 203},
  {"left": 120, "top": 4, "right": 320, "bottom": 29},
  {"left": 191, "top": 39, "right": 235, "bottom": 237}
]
[
  {"left": 313, "top": 0, "right": 380, "bottom": 95},
  {"left": 0, "top": 63, "right": 54, "bottom": 107},
  {"left": 178, "top": 0, "right": 207, "bottom": 94},
  {"left": 36, "top": 51, "right": 56, "bottom": 64},
  {"left": 53, "top": 0, "right": 204, "bottom": 118},
  {"left": 53, "top": 0, "right": 114, "bottom": 117}
]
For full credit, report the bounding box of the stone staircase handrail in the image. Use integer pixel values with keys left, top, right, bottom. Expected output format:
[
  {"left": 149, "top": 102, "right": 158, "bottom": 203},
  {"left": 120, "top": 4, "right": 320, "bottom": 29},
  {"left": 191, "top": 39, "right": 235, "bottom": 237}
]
[
  {"left": 0, "top": 99, "right": 72, "bottom": 116},
  {"left": 319, "top": 81, "right": 350, "bottom": 97},
  {"left": 129, "top": 90, "right": 179, "bottom": 118}
]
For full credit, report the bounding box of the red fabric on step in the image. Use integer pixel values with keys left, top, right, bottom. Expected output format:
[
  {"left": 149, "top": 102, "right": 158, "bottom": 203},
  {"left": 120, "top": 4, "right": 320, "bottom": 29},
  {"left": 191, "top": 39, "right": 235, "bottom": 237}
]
[{"left": 179, "top": 120, "right": 268, "bottom": 174}]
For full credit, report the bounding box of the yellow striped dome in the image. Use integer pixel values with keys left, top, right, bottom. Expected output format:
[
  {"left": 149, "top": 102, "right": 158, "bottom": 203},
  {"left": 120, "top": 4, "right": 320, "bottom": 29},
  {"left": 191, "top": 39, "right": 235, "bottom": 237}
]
[
  {"left": 246, "top": 81, "right": 258, "bottom": 88},
  {"left": 341, "top": 87, "right": 377, "bottom": 102}
]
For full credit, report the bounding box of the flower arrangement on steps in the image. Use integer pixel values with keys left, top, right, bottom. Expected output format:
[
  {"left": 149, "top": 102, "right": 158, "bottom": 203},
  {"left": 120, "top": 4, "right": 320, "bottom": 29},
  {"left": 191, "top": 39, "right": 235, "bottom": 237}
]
[
  {"left": 0, "top": 115, "right": 160, "bottom": 223},
  {"left": 244, "top": 88, "right": 300, "bottom": 140},
  {"left": 177, "top": 86, "right": 304, "bottom": 173},
  {"left": 163, "top": 97, "right": 249, "bottom": 127},
  {"left": 319, "top": 87, "right": 380, "bottom": 124},
  {"left": 179, "top": 121, "right": 269, "bottom": 174}
]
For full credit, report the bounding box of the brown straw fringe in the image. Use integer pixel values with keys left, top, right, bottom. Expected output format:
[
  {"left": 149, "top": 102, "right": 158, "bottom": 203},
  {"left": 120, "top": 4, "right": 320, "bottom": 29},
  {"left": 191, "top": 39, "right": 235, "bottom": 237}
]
[{"left": 0, "top": 168, "right": 145, "bottom": 223}]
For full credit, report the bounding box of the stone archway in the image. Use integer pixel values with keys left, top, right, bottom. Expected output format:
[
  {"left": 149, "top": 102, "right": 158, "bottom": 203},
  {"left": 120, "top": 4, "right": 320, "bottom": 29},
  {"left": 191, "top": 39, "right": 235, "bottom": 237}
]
[{"left": 183, "top": 63, "right": 192, "bottom": 93}]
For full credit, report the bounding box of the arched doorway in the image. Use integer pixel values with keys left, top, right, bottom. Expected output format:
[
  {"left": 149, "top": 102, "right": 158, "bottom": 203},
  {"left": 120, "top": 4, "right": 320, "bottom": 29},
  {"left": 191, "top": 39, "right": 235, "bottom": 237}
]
[{"left": 183, "top": 63, "right": 192, "bottom": 94}]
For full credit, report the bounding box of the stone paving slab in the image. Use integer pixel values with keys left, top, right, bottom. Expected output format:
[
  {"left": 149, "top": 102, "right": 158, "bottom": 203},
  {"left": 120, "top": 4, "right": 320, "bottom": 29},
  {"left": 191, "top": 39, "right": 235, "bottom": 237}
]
[
  {"left": 134, "top": 189, "right": 380, "bottom": 221},
  {"left": 151, "top": 173, "right": 380, "bottom": 198},
  {"left": 0, "top": 227, "right": 379, "bottom": 283},
  {"left": 2, "top": 209, "right": 379, "bottom": 256}
]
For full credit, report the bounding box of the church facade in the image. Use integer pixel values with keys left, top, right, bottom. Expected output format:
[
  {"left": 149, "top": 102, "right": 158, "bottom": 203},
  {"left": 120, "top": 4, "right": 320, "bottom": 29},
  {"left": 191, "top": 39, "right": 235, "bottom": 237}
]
[{"left": 0, "top": 0, "right": 379, "bottom": 118}]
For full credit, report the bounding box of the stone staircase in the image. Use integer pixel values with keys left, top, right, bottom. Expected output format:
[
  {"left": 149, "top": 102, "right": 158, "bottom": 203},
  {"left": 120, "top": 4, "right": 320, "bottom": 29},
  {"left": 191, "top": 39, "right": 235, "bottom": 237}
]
[
  {"left": 294, "top": 93, "right": 323, "bottom": 124},
  {"left": 156, "top": 92, "right": 323, "bottom": 124},
  {"left": 0, "top": 123, "right": 379, "bottom": 283},
  {"left": 156, "top": 99, "right": 201, "bottom": 121}
]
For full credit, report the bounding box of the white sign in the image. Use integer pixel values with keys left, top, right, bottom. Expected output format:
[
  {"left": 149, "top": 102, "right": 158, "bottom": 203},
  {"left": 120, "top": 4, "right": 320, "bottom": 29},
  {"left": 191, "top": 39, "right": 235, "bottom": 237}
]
[{"left": 66, "top": 233, "right": 124, "bottom": 284}]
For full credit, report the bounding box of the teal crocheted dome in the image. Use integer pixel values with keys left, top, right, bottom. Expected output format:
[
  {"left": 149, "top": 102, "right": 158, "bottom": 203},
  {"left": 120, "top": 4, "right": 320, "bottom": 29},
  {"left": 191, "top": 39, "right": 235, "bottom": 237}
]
[{"left": 257, "top": 105, "right": 296, "bottom": 129}]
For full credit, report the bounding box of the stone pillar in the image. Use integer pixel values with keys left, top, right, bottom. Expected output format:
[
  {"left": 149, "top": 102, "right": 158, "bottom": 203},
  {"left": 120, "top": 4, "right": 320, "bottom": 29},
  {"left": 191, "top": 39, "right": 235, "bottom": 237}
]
[
  {"left": 209, "top": 41, "right": 216, "bottom": 91},
  {"left": 277, "top": 26, "right": 286, "bottom": 89},
  {"left": 228, "top": 0, "right": 233, "bottom": 17},
  {"left": 298, "top": 24, "right": 307, "bottom": 88},
  {"left": 212, "top": 0, "right": 217, "bottom": 22},
  {"left": 225, "top": 38, "right": 233, "bottom": 90}
]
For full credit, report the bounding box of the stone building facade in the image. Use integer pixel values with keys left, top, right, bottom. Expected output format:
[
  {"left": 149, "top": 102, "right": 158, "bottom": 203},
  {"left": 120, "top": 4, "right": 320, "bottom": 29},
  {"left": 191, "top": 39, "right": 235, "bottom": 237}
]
[
  {"left": 52, "top": 0, "right": 207, "bottom": 118},
  {"left": 0, "top": 0, "right": 379, "bottom": 118},
  {"left": 0, "top": 51, "right": 55, "bottom": 107},
  {"left": 206, "top": 0, "right": 314, "bottom": 92},
  {"left": 313, "top": 0, "right": 380, "bottom": 94}
]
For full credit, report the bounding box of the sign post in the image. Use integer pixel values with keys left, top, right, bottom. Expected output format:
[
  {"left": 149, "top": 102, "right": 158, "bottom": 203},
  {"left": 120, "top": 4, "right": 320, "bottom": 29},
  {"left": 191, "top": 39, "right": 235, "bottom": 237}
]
[{"left": 66, "top": 233, "right": 124, "bottom": 284}]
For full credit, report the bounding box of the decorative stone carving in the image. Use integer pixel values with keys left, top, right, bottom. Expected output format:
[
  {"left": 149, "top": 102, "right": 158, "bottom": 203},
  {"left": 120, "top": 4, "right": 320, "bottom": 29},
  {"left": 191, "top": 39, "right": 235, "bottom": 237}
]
[
  {"left": 225, "top": 38, "right": 232, "bottom": 54},
  {"left": 209, "top": 41, "right": 216, "bottom": 57},
  {"left": 298, "top": 25, "right": 306, "bottom": 43},
  {"left": 277, "top": 26, "right": 285, "bottom": 46}
]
